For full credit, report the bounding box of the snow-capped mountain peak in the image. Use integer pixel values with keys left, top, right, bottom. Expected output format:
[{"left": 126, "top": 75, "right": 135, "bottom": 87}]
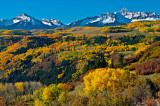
[
  {"left": 16, "top": 13, "right": 30, "bottom": 18},
  {"left": 120, "top": 8, "right": 130, "bottom": 13},
  {"left": 13, "top": 13, "right": 32, "bottom": 23},
  {"left": 117, "top": 8, "right": 160, "bottom": 21},
  {"left": 67, "top": 8, "right": 160, "bottom": 27},
  {"left": 50, "top": 18, "right": 62, "bottom": 25},
  {"left": 41, "top": 19, "right": 52, "bottom": 26},
  {"left": 0, "top": 13, "right": 64, "bottom": 30},
  {"left": 41, "top": 18, "right": 64, "bottom": 27},
  {"left": 0, "top": 9, "right": 160, "bottom": 30}
]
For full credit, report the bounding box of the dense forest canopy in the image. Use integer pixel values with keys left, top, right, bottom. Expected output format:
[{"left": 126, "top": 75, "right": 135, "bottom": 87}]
[{"left": 0, "top": 20, "right": 160, "bottom": 105}]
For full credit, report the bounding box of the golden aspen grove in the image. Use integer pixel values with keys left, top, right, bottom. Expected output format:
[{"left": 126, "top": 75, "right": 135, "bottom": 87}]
[{"left": 0, "top": 20, "right": 160, "bottom": 105}]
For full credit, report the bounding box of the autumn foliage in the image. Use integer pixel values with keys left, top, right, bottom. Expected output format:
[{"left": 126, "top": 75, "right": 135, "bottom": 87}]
[
  {"left": 135, "top": 59, "right": 160, "bottom": 75},
  {"left": 83, "top": 68, "right": 136, "bottom": 95},
  {"left": 0, "top": 21, "right": 160, "bottom": 105}
]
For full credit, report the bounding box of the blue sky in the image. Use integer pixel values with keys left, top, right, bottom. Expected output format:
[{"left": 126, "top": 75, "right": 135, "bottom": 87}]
[{"left": 1, "top": 0, "right": 160, "bottom": 24}]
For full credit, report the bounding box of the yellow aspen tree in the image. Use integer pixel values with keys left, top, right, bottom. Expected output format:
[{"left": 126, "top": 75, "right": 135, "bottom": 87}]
[
  {"left": 43, "top": 87, "right": 52, "bottom": 103},
  {"left": 14, "top": 82, "right": 24, "bottom": 92}
]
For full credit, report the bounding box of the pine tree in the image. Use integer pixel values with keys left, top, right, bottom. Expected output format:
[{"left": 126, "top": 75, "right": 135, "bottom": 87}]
[
  {"left": 118, "top": 53, "right": 124, "bottom": 68},
  {"left": 109, "top": 59, "right": 114, "bottom": 68}
]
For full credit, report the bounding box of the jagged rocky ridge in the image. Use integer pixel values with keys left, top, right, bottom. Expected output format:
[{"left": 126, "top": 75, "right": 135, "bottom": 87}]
[
  {"left": 0, "top": 14, "right": 64, "bottom": 30},
  {"left": 0, "top": 8, "right": 160, "bottom": 29},
  {"left": 68, "top": 8, "right": 160, "bottom": 27}
]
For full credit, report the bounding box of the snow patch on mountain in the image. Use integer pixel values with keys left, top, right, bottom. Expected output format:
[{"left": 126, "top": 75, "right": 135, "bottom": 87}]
[
  {"left": 42, "top": 19, "right": 52, "bottom": 26},
  {"left": 102, "top": 17, "right": 115, "bottom": 24},
  {"left": 132, "top": 17, "right": 159, "bottom": 22},
  {"left": 50, "top": 19, "right": 62, "bottom": 26},
  {"left": 90, "top": 17, "right": 102, "bottom": 23},
  {"left": 42, "top": 18, "right": 64, "bottom": 27}
]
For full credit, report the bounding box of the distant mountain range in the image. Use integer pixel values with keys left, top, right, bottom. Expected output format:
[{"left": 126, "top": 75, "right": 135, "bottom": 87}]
[
  {"left": 0, "top": 8, "right": 160, "bottom": 30},
  {"left": 0, "top": 13, "right": 64, "bottom": 30}
]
